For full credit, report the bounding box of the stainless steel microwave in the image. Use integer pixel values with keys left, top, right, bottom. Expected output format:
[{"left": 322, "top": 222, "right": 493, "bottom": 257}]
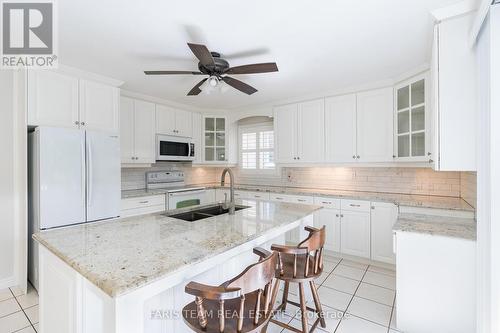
[{"left": 156, "top": 135, "right": 195, "bottom": 161}]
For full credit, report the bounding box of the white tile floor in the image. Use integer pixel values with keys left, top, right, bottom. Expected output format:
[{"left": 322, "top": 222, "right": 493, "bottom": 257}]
[
  {"left": 0, "top": 283, "right": 39, "bottom": 333},
  {"left": 267, "top": 255, "right": 402, "bottom": 333},
  {"left": 0, "top": 257, "right": 400, "bottom": 333}
]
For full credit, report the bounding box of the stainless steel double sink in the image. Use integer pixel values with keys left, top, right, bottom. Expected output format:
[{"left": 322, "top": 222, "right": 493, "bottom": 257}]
[{"left": 164, "top": 203, "right": 249, "bottom": 222}]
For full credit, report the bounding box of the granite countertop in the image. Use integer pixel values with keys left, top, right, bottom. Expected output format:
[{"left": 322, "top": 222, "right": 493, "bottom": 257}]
[
  {"left": 33, "top": 200, "right": 320, "bottom": 297},
  {"left": 393, "top": 213, "right": 476, "bottom": 240},
  {"left": 122, "top": 183, "right": 474, "bottom": 212}
]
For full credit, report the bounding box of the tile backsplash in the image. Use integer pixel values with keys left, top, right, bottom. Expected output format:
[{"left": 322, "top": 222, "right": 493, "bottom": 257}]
[{"left": 123, "top": 164, "right": 477, "bottom": 203}]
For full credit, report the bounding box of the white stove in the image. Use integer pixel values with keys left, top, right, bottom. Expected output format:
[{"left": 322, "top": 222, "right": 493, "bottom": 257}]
[{"left": 146, "top": 171, "right": 208, "bottom": 210}]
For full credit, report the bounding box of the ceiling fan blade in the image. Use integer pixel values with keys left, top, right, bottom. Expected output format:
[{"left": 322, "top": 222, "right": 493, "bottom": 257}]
[
  {"left": 144, "top": 70, "right": 203, "bottom": 75},
  {"left": 222, "top": 76, "right": 258, "bottom": 95},
  {"left": 225, "top": 62, "right": 278, "bottom": 75},
  {"left": 187, "top": 43, "right": 215, "bottom": 67},
  {"left": 187, "top": 78, "right": 208, "bottom": 96}
]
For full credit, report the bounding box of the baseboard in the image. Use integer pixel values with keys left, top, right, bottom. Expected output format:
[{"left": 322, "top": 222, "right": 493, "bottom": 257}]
[{"left": 0, "top": 276, "right": 15, "bottom": 290}]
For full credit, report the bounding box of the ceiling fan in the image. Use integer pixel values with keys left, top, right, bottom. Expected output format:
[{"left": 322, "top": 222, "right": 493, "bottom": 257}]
[{"left": 144, "top": 43, "right": 278, "bottom": 96}]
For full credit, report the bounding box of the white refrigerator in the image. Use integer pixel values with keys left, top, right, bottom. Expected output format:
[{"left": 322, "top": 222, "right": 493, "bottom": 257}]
[{"left": 28, "top": 126, "right": 120, "bottom": 289}]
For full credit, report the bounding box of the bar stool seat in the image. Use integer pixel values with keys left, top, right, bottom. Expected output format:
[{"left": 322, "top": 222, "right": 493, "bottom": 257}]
[
  {"left": 276, "top": 253, "right": 320, "bottom": 282},
  {"left": 182, "top": 248, "right": 279, "bottom": 333}
]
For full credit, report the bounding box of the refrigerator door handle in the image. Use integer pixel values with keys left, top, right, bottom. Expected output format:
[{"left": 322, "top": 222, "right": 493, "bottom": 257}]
[{"left": 87, "top": 138, "right": 93, "bottom": 206}]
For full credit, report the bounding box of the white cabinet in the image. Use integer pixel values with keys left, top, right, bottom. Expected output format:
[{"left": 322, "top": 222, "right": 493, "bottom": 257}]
[
  {"left": 356, "top": 87, "right": 394, "bottom": 162},
  {"left": 27, "top": 70, "right": 79, "bottom": 128},
  {"left": 394, "top": 74, "right": 430, "bottom": 162},
  {"left": 431, "top": 12, "right": 476, "bottom": 171},
  {"left": 274, "top": 99, "right": 324, "bottom": 164},
  {"left": 203, "top": 116, "right": 228, "bottom": 163},
  {"left": 121, "top": 195, "right": 165, "bottom": 217},
  {"left": 340, "top": 210, "right": 371, "bottom": 259},
  {"left": 370, "top": 202, "right": 398, "bottom": 264},
  {"left": 192, "top": 113, "right": 203, "bottom": 163},
  {"left": 156, "top": 105, "right": 193, "bottom": 137},
  {"left": 313, "top": 197, "right": 341, "bottom": 252},
  {"left": 27, "top": 70, "right": 120, "bottom": 133},
  {"left": 324, "top": 88, "right": 393, "bottom": 163},
  {"left": 274, "top": 104, "right": 297, "bottom": 163},
  {"left": 120, "top": 97, "right": 156, "bottom": 165},
  {"left": 325, "top": 94, "right": 357, "bottom": 162},
  {"left": 79, "top": 79, "right": 120, "bottom": 132}
]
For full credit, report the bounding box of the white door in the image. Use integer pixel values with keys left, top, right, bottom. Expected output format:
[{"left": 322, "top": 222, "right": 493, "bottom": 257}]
[
  {"left": 274, "top": 104, "right": 297, "bottom": 163},
  {"left": 340, "top": 211, "right": 371, "bottom": 258},
  {"left": 134, "top": 100, "right": 156, "bottom": 164},
  {"left": 36, "top": 127, "right": 86, "bottom": 229},
  {"left": 156, "top": 104, "right": 176, "bottom": 135},
  {"left": 119, "top": 97, "right": 135, "bottom": 164},
  {"left": 324, "top": 94, "right": 357, "bottom": 162},
  {"left": 175, "top": 109, "right": 193, "bottom": 137},
  {"left": 79, "top": 80, "right": 120, "bottom": 133},
  {"left": 27, "top": 70, "right": 79, "bottom": 128},
  {"left": 297, "top": 99, "right": 325, "bottom": 163},
  {"left": 370, "top": 202, "right": 398, "bottom": 264},
  {"left": 86, "top": 131, "right": 120, "bottom": 222},
  {"left": 356, "top": 88, "right": 394, "bottom": 162},
  {"left": 314, "top": 208, "right": 341, "bottom": 252}
]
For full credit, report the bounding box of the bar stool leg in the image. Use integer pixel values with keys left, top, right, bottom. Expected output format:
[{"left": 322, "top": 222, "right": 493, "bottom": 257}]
[
  {"left": 298, "top": 283, "right": 309, "bottom": 333},
  {"left": 280, "top": 281, "right": 289, "bottom": 311},
  {"left": 309, "top": 281, "right": 326, "bottom": 328}
]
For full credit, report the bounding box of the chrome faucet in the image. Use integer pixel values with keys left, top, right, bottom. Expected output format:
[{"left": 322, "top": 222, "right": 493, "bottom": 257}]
[{"left": 220, "top": 168, "right": 235, "bottom": 215}]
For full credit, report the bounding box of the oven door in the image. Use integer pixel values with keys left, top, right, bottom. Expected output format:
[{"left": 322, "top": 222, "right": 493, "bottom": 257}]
[
  {"left": 167, "top": 189, "right": 207, "bottom": 210},
  {"left": 156, "top": 135, "right": 194, "bottom": 161}
]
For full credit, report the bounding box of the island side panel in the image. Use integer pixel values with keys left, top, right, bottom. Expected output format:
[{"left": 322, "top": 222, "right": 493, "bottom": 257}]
[
  {"left": 395, "top": 231, "right": 476, "bottom": 333},
  {"left": 38, "top": 246, "right": 116, "bottom": 333}
]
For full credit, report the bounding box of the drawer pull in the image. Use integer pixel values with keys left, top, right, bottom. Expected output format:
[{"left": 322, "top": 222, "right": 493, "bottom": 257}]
[
  {"left": 321, "top": 201, "right": 332, "bottom": 204},
  {"left": 275, "top": 197, "right": 283, "bottom": 200},
  {"left": 254, "top": 195, "right": 261, "bottom": 198},
  {"left": 139, "top": 201, "right": 149, "bottom": 204},
  {"left": 336, "top": 214, "right": 340, "bottom": 217},
  {"left": 297, "top": 199, "right": 307, "bottom": 202},
  {"left": 349, "top": 204, "right": 361, "bottom": 207}
]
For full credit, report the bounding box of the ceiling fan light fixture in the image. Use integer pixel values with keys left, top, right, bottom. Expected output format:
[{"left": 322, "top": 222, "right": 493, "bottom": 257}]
[{"left": 208, "top": 76, "right": 219, "bottom": 87}]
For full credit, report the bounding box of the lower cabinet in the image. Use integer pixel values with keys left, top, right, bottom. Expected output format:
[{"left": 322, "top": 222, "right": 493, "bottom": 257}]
[
  {"left": 313, "top": 197, "right": 341, "bottom": 252},
  {"left": 340, "top": 210, "right": 371, "bottom": 259},
  {"left": 120, "top": 195, "right": 165, "bottom": 217},
  {"left": 370, "top": 202, "right": 398, "bottom": 264}
]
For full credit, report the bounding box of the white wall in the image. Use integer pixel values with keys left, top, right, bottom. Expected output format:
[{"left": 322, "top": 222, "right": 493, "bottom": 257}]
[{"left": 0, "top": 70, "right": 16, "bottom": 287}]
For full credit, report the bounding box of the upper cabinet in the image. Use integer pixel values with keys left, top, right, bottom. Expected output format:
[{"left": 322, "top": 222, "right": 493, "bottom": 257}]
[
  {"left": 156, "top": 105, "right": 193, "bottom": 138},
  {"left": 431, "top": 12, "right": 476, "bottom": 171},
  {"left": 274, "top": 98, "right": 324, "bottom": 164},
  {"left": 394, "top": 74, "right": 430, "bottom": 162},
  {"left": 203, "top": 116, "right": 227, "bottom": 162},
  {"left": 79, "top": 80, "right": 120, "bottom": 133},
  {"left": 27, "top": 69, "right": 121, "bottom": 133},
  {"left": 324, "top": 94, "right": 357, "bottom": 163},
  {"left": 356, "top": 87, "right": 394, "bottom": 162},
  {"left": 120, "top": 97, "right": 156, "bottom": 165},
  {"left": 323, "top": 88, "right": 394, "bottom": 164},
  {"left": 27, "top": 70, "right": 79, "bottom": 128}
]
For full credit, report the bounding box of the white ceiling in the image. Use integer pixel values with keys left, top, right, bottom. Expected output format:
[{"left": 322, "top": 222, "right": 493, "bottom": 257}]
[{"left": 58, "top": 0, "right": 463, "bottom": 110}]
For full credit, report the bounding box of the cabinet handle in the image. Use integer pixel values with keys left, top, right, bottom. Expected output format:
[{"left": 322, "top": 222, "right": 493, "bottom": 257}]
[
  {"left": 297, "top": 199, "right": 307, "bottom": 202},
  {"left": 340, "top": 214, "right": 344, "bottom": 218},
  {"left": 392, "top": 155, "right": 396, "bottom": 158},
  {"left": 336, "top": 214, "right": 339, "bottom": 217},
  {"left": 352, "top": 155, "right": 356, "bottom": 159},
  {"left": 254, "top": 195, "right": 261, "bottom": 198},
  {"left": 275, "top": 197, "right": 283, "bottom": 200},
  {"left": 74, "top": 121, "right": 80, "bottom": 125},
  {"left": 81, "top": 122, "right": 85, "bottom": 126},
  {"left": 297, "top": 157, "right": 300, "bottom": 160},
  {"left": 356, "top": 155, "right": 360, "bottom": 159},
  {"left": 349, "top": 204, "right": 361, "bottom": 207},
  {"left": 427, "top": 152, "right": 432, "bottom": 156},
  {"left": 139, "top": 201, "right": 149, "bottom": 204},
  {"left": 371, "top": 206, "right": 375, "bottom": 209},
  {"left": 429, "top": 159, "right": 434, "bottom": 163},
  {"left": 321, "top": 201, "right": 332, "bottom": 204}
]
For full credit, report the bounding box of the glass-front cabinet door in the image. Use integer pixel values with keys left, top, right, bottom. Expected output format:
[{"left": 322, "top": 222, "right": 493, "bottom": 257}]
[
  {"left": 203, "top": 116, "right": 227, "bottom": 162},
  {"left": 394, "top": 73, "right": 430, "bottom": 162}
]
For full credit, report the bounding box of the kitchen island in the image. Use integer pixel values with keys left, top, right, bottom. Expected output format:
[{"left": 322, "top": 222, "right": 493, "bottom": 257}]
[{"left": 33, "top": 200, "right": 320, "bottom": 333}]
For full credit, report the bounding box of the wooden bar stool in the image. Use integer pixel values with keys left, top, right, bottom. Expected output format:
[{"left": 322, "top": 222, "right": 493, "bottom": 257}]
[
  {"left": 182, "top": 248, "right": 279, "bottom": 333},
  {"left": 268, "top": 226, "right": 327, "bottom": 333}
]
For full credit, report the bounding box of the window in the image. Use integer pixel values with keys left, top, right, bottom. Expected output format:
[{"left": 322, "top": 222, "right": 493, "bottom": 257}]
[{"left": 239, "top": 125, "right": 275, "bottom": 171}]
